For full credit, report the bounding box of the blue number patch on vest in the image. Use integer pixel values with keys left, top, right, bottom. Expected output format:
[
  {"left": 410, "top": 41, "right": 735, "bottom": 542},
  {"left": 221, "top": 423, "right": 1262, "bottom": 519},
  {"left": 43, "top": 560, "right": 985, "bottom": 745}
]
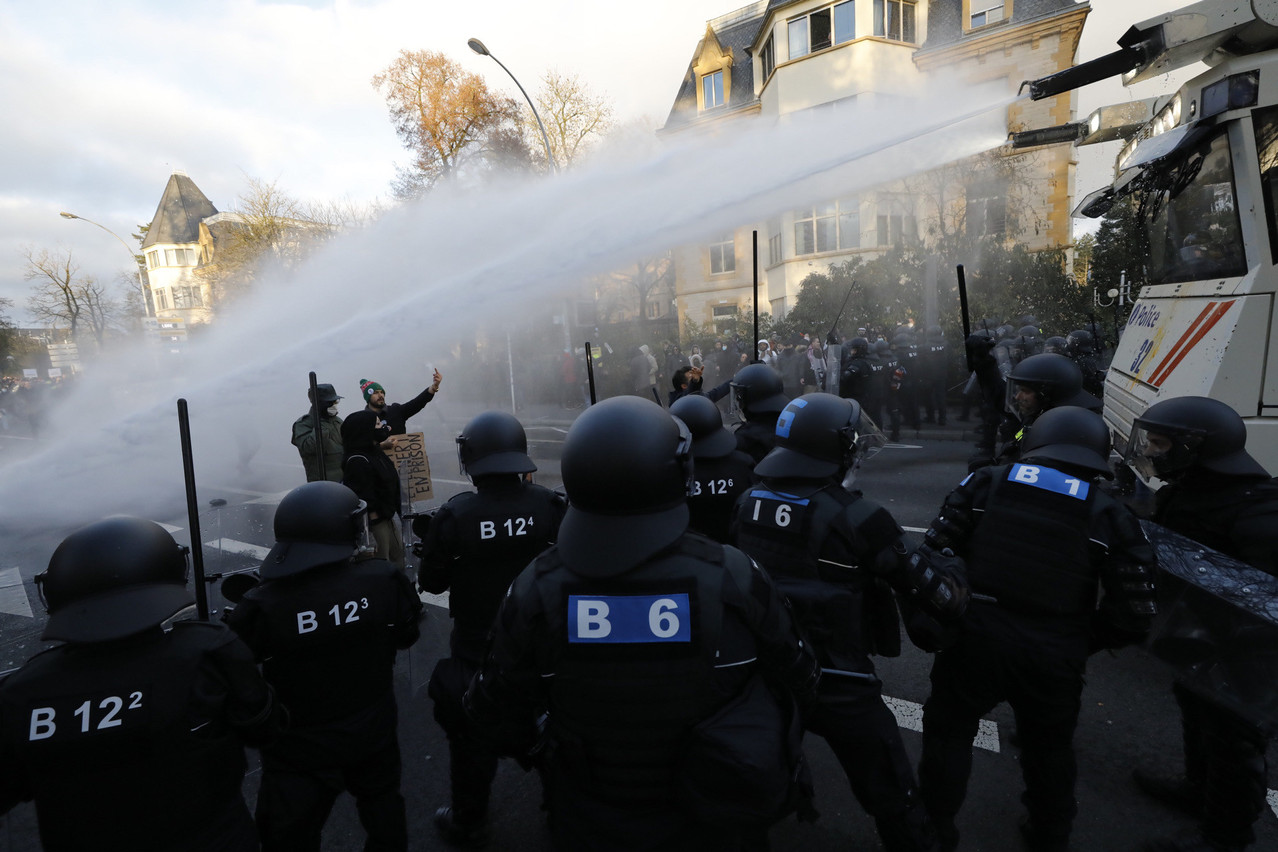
[
  {"left": 568, "top": 594, "right": 692, "bottom": 644},
  {"left": 1007, "top": 464, "right": 1090, "bottom": 500}
]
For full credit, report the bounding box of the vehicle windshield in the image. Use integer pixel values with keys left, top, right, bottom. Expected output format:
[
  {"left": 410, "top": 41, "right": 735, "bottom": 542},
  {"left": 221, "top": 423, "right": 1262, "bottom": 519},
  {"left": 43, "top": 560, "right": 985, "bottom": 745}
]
[{"left": 1133, "top": 129, "right": 1247, "bottom": 285}]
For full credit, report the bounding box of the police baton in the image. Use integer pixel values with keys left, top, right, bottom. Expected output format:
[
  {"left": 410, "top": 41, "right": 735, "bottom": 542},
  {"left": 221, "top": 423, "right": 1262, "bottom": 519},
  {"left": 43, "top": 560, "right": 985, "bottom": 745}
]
[
  {"left": 584, "top": 340, "right": 597, "bottom": 406},
  {"left": 957, "top": 264, "right": 973, "bottom": 373},
  {"left": 308, "top": 371, "right": 326, "bottom": 478},
  {"left": 177, "top": 398, "right": 211, "bottom": 621}
]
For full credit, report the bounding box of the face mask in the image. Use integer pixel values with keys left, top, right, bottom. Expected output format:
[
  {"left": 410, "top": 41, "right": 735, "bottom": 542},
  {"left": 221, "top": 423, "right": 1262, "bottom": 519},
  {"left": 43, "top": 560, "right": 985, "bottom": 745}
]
[{"left": 327, "top": 404, "right": 339, "bottom": 416}]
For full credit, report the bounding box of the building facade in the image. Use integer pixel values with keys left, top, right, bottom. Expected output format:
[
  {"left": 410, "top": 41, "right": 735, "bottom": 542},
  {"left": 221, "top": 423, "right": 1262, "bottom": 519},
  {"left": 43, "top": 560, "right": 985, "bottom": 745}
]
[
  {"left": 140, "top": 171, "right": 219, "bottom": 328},
  {"left": 660, "top": 0, "right": 1087, "bottom": 333}
]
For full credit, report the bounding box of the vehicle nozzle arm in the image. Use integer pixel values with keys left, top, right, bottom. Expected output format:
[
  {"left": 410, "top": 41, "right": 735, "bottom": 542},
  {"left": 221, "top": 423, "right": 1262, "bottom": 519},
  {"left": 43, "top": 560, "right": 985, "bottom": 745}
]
[{"left": 1021, "top": 44, "right": 1145, "bottom": 101}]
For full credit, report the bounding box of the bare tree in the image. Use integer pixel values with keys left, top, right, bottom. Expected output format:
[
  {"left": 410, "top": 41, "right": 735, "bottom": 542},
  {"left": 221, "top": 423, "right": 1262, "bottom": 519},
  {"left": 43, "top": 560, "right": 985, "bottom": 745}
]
[
  {"left": 595, "top": 254, "right": 675, "bottom": 324},
  {"left": 372, "top": 50, "right": 529, "bottom": 197},
  {"left": 906, "top": 146, "right": 1046, "bottom": 258},
  {"left": 197, "top": 177, "right": 368, "bottom": 306},
  {"left": 22, "top": 246, "right": 120, "bottom": 348},
  {"left": 528, "top": 70, "right": 614, "bottom": 172}
]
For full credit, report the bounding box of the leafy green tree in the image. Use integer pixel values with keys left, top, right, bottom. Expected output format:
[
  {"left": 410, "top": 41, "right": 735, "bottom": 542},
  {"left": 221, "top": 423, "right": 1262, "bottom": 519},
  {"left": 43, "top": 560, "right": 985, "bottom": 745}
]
[{"left": 1088, "top": 195, "right": 1149, "bottom": 295}]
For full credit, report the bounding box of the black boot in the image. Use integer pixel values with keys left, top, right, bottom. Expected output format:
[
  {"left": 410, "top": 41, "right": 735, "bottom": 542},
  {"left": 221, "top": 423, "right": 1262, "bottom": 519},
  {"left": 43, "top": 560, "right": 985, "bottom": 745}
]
[
  {"left": 1143, "top": 828, "right": 1245, "bottom": 852},
  {"left": 1132, "top": 768, "right": 1204, "bottom": 817},
  {"left": 434, "top": 806, "right": 490, "bottom": 848}
]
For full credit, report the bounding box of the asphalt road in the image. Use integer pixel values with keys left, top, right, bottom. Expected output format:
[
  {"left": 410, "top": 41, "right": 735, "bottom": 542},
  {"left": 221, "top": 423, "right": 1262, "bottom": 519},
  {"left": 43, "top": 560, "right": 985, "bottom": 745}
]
[{"left": 0, "top": 418, "right": 1274, "bottom": 851}]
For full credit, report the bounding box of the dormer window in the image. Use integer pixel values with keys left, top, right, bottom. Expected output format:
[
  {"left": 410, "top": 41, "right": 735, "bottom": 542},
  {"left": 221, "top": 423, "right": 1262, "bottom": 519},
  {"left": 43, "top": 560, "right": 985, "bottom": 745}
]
[
  {"left": 693, "top": 24, "right": 734, "bottom": 112},
  {"left": 967, "top": 0, "right": 1009, "bottom": 30},
  {"left": 703, "top": 71, "right": 725, "bottom": 109}
]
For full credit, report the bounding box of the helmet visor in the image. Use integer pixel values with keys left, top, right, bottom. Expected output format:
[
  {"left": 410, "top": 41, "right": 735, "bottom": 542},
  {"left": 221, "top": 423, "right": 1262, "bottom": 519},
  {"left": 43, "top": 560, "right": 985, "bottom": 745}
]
[{"left": 1125, "top": 423, "right": 1201, "bottom": 481}]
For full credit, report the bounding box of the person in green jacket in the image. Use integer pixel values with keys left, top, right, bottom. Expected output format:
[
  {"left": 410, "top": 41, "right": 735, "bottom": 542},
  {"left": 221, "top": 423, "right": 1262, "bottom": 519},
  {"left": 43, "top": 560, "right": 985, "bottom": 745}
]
[{"left": 291, "top": 382, "right": 344, "bottom": 482}]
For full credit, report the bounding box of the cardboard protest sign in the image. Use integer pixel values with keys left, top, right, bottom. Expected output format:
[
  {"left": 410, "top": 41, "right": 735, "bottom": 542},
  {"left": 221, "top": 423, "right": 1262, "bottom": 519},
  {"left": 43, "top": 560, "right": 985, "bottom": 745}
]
[{"left": 388, "top": 431, "right": 433, "bottom": 507}]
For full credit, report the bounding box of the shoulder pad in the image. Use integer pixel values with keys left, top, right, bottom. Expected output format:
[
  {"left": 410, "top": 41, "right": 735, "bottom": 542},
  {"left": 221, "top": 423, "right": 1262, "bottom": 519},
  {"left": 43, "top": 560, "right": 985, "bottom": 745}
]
[{"left": 676, "top": 530, "right": 726, "bottom": 565}]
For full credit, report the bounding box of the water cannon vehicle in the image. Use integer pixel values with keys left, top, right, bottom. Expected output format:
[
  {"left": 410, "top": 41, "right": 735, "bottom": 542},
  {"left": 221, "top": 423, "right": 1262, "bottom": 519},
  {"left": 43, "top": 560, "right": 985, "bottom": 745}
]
[{"left": 1019, "top": 0, "right": 1278, "bottom": 476}]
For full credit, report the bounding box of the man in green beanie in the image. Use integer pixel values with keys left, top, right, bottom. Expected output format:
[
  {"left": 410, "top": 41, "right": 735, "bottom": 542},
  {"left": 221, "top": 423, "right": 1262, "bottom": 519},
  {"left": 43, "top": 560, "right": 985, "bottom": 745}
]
[{"left": 360, "top": 368, "right": 443, "bottom": 444}]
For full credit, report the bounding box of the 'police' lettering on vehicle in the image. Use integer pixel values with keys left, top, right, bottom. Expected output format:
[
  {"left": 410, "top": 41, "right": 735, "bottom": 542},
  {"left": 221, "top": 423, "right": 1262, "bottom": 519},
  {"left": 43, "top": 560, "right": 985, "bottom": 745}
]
[{"left": 568, "top": 594, "right": 692, "bottom": 644}]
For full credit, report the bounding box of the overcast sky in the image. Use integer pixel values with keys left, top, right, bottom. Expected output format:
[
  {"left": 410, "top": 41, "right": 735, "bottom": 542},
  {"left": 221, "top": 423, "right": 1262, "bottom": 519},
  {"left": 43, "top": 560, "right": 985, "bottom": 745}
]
[{"left": 0, "top": 0, "right": 1183, "bottom": 323}]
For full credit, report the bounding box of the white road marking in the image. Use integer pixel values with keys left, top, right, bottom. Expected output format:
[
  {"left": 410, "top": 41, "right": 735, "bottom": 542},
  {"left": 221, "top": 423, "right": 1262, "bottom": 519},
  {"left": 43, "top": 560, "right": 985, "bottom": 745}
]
[
  {"left": 883, "top": 443, "right": 923, "bottom": 449},
  {"left": 206, "top": 539, "right": 271, "bottom": 561},
  {"left": 884, "top": 695, "right": 1001, "bottom": 753},
  {"left": 1269, "top": 789, "right": 1278, "bottom": 820},
  {"left": 244, "top": 491, "right": 291, "bottom": 505},
  {"left": 0, "top": 566, "right": 33, "bottom": 618},
  {"left": 902, "top": 526, "right": 929, "bottom": 534},
  {"left": 420, "top": 590, "right": 450, "bottom": 609}
]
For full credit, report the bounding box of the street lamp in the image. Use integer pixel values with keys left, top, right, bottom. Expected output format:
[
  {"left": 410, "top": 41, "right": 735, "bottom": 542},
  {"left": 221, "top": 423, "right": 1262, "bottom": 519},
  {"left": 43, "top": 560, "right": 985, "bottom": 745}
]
[
  {"left": 467, "top": 37, "right": 558, "bottom": 175},
  {"left": 60, "top": 211, "right": 151, "bottom": 318}
]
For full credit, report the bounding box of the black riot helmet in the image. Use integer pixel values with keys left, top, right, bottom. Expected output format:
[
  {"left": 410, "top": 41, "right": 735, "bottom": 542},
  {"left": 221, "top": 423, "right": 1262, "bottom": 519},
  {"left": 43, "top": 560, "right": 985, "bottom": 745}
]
[
  {"left": 1008, "top": 353, "right": 1095, "bottom": 411},
  {"left": 1017, "top": 326, "right": 1042, "bottom": 357},
  {"left": 1043, "top": 335, "right": 1069, "bottom": 354},
  {"left": 874, "top": 339, "right": 892, "bottom": 357},
  {"left": 670, "top": 393, "right": 736, "bottom": 459},
  {"left": 730, "top": 363, "right": 790, "bottom": 418},
  {"left": 755, "top": 393, "right": 861, "bottom": 480},
  {"left": 557, "top": 396, "right": 693, "bottom": 576},
  {"left": 1128, "top": 396, "right": 1270, "bottom": 482},
  {"left": 36, "top": 517, "right": 193, "bottom": 643},
  {"left": 1066, "top": 329, "right": 1095, "bottom": 355},
  {"left": 1020, "top": 406, "right": 1113, "bottom": 478},
  {"left": 457, "top": 410, "right": 536, "bottom": 477},
  {"left": 262, "top": 481, "right": 371, "bottom": 580},
  {"left": 849, "top": 337, "right": 870, "bottom": 356}
]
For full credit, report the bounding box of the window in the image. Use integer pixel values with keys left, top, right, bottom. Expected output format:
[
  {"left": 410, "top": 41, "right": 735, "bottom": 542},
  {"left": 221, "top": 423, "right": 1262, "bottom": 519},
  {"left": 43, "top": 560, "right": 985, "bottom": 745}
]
[
  {"left": 788, "top": 2, "right": 856, "bottom": 60},
  {"left": 876, "top": 195, "right": 918, "bottom": 246},
  {"left": 712, "top": 304, "right": 737, "bottom": 334},
  {"left": 709, "top": 235, "right": 736, "bottom": 274},
  {"left": 794, "top": 199, "right": 860, "bottom": 255},
  {"left": 839, "top": 198, "right": 861, "bottom": 249},
  {"left": 760, "top": 34, "right": 775, "bottom": 81},
  {"left": 874, "top": 0, "right": 917, "bottom": 42},
  {"left": 702, "top": 70, "right": 725, "bottom": 109},
  {"left": 161, "top": 248, "right": 196, "bottom": 266},
  {"left": 172, "top": 284, "right": 203, "bottom": 309},
  {"left": 146, "top": 250, "right": 160, "bottom": 269},
  {"left": 154, "top": 288, "right": 169, "bottom": 311},
  {"left": 768, "top": 224, "right": 783, "bottom": 265},
  {"left": 1137, "top": 129, "right": 1247, "bottom": 285},
  {"left": 966, "top": 182, "right": 1008, "bottom": 240},
  {"left": 970, "top": 1, "right": 1005, "bottom": 28}
]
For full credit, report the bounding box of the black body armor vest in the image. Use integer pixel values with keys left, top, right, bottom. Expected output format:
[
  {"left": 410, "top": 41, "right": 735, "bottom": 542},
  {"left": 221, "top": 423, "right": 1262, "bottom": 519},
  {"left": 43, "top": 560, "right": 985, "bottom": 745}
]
[
  {"left": 966, "top": 463, "right": 1098, "bottom": 617},
  {"left": 0, "top": 623, "right": 256, "bottom": 850}
]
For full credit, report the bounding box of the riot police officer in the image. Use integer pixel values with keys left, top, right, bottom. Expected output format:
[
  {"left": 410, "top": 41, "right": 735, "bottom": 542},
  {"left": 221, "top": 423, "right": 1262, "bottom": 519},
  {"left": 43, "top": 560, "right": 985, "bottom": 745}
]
[
  {"left": 730, "top": 363, "right": 791, "bottom": 464},
  {"left": 417, "top": 411, "right": 566, "bottom": 846},
  {"left": 921, "top": 326, "right": 949, "bottom": 426},
  {"left": 1127, "top": 396, "right": 1278, "bottom": 852},
  {"left": 1, "top": 518, "right": 283, "bottom": 851},
  {"left": 225, "top": 481, "right": 423, "bottom": 851},
  {"left": 671, "top": 393, "right": 755, "bottom": 543},
  {"left": 984, "top": 353, "right": 1099, "bottom": 469},
  {"left": 916, "top": 407, "right": 1158, "bottom": 852},
  {"left": 1066, "top": 329, "right": 1107, "bottom": 398},
  {"left": 731, "top": 393, "right": 967, "bottom": 852},
  {"left": 839, "top": 336, "right": 875, "bottom": 409},
  {"left": 465, "top": 396, "right": 819, "bottom": 851}
]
